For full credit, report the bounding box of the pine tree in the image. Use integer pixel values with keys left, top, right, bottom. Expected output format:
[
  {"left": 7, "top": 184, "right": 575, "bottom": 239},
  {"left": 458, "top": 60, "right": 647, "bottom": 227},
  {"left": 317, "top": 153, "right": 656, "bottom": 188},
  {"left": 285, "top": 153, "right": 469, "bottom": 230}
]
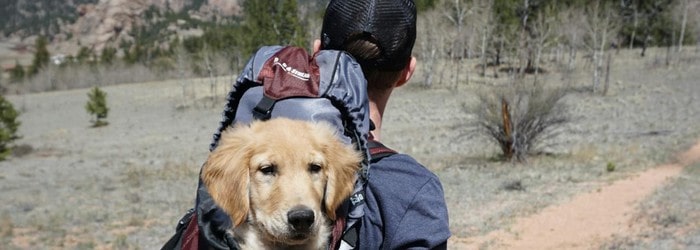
[
  {"left": 10, "top": 61, "right": 25, "bottom": 83},
  {"left": 77, "top": 46, "right": 93, "bottom": 64},
  {"left": 415, "top": 0, "right": 438, "bottom": 11},
  {"left": 0, "top": 94, "right": 20, "bottom": 160},
  {"left": 277, "top": 0, "right": 306, "bottom": 48},
  {"left": 28, "top": 36, "right": 50, "bottom": 76},
  {"left": 101, "top": 47, "right": 117, "bottom": 64},
  {"left": 85, "top": 87, "right": 109, "bottom": 127},
  {"left": 241, "top": 0, "right": 307, "bottom": 55},
  {"left": 242, "top": 0, "right": 276, "bottom": 52}
]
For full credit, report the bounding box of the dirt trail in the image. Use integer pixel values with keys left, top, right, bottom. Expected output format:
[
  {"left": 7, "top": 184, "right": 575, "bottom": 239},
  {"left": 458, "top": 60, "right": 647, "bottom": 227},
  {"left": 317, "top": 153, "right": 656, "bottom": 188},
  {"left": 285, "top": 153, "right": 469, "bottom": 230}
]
[{"left": 451, "top": 140, "right": 700, "bottom": 249}]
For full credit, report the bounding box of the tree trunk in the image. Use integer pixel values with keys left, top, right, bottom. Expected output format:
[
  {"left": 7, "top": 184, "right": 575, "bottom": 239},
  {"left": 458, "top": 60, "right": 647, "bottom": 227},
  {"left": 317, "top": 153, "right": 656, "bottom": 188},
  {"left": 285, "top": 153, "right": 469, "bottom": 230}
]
[
  {"left": 423, "top": 46, "right": 436, "bottom": 87},
  {"left": 641, "top": 7, "right": 656, "bottom": 57},
  {"left": 678, "top": 0, "right": 688, "bottom": 52},
  {"left": 176, "top": 45, "right": 188, "bottom": 107},
  {"left": 641, "top": 33, "right": 648, "bottom": 57},
  {"left": 204, "top": 49, "right": 217, "bottom": 108},
  {"left": 496, "top": 39, "right": 503, "bottom": 65},
  {"left": 480, "top": 25, "right": 488, "bottom": 77},
  {"left": 630, "top": 7, "right": 637, "bottom": 49},
  {"left": 603, "top": 52, "right": 612, "bottom": 96},
  {"left": 534, "top": 41, "right": 543, "bottom": 82},
  {"left": 666, "top": 35, "right": 672, "bottom": 67},
  {"left": 592, "top": 51, "right": 600, "bottom": 93},
  {"left": 517, "top": 0, "right": 530, "bottom": 77},
  {"left": 568, "top": 33, "right": 577, "bottom": 70}
]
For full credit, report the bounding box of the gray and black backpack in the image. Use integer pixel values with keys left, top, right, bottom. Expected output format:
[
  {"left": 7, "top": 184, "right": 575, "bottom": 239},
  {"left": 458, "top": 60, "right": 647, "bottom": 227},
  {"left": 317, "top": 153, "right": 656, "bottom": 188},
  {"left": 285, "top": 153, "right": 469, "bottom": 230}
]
[{"left": 163, "top": 46, "right": 394, "bottom": 250}]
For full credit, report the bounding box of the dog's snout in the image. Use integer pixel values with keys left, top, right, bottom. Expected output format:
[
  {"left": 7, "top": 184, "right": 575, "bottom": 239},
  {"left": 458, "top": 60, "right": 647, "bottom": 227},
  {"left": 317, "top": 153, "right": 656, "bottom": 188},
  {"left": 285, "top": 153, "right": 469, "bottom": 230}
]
[{"left": 287, "top": 206, "right": 315, "bottom": 231}]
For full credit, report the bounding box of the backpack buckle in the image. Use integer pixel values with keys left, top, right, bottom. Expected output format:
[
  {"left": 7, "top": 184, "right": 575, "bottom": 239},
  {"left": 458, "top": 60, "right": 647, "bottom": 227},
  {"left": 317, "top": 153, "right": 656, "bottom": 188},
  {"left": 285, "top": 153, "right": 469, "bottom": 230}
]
[{"left": 252, "top": 96, "right": 276, "bottom": 120}]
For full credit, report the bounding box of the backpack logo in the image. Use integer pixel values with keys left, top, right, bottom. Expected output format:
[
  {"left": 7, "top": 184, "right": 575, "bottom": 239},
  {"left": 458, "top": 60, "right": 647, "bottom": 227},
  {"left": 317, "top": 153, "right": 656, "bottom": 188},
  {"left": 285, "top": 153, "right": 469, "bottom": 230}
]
[
  {"left": 349, "top": 193, "right": 365, "bottom": 205},
  {"left": 273, "top": 57, "right": 310, "bottom": 81}
]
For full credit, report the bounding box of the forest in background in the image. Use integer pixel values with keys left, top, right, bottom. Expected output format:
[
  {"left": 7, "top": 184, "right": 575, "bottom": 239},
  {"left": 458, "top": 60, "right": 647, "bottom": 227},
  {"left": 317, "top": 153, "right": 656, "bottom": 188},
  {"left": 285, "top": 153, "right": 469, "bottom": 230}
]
[{"left": 1, "top": 0, "right": 699, "bottom": 94}]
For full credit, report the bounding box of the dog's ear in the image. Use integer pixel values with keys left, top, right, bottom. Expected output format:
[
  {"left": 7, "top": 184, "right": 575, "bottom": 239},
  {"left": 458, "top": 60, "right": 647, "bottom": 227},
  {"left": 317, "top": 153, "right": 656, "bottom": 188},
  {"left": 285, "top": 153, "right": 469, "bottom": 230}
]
[
  {"left": 319, "top": 126, "right": 362, "bottom": 220},
  {"left": 201, "top": 125, "right": 252, "bottom": 227}
]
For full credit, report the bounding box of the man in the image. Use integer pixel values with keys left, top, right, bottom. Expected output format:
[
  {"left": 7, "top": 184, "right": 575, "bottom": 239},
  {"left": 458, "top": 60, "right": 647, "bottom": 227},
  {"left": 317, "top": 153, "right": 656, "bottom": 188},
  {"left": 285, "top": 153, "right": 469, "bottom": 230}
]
[
  {"left": 316, "top": 0, "right": 450, "bottom": 248},
  {"left": 164, "top": 0, "right": 450, "bottom": 249}
]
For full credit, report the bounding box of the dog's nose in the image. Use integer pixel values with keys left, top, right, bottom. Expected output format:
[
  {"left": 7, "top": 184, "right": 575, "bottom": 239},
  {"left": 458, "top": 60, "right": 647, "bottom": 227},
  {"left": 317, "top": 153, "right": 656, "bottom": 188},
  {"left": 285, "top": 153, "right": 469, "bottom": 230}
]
[{"left": 287, "top": 206, "right": 315, "bottom": 231}]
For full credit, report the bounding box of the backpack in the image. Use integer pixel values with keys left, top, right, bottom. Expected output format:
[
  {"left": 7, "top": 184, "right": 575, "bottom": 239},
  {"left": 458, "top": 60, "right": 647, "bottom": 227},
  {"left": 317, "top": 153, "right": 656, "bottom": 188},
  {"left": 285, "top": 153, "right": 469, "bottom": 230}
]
[{"left": 163, "top": 46, "right": 394, "bottom": 250}]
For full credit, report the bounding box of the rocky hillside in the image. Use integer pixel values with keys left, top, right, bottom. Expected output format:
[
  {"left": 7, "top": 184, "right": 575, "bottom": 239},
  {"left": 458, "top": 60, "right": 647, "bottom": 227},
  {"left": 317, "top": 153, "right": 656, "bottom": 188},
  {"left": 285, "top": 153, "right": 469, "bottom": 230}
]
[{"left": 1, "top": 0, "right": 241, "bottom": 55}]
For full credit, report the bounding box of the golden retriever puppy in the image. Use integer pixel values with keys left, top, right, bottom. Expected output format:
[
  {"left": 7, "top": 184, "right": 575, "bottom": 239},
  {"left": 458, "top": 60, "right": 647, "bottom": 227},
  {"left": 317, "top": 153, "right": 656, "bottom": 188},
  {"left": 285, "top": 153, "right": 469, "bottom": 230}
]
[{"left": 201, "top": 118, "right": 362, "bottom": 249}]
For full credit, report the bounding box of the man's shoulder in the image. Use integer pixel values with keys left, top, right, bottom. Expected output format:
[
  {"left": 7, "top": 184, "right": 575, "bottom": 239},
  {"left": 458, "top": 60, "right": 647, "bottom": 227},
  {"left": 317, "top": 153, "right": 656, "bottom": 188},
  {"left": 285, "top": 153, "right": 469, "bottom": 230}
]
[
  {"left": 368, "top": 152, "right": 443, "bottom": 201},
  {"left": 362, "top": 153, "right": 450, "bottom": 249},
  {"left": 371, "top": 153, "right": 439, "bottom": 182}
]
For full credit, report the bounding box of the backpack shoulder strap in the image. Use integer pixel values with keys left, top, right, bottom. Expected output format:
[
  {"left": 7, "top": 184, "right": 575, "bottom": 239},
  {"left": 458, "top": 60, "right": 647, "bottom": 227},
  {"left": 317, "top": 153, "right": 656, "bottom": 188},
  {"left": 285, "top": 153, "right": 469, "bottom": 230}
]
[
  {"left": 161, "top": 208, "right": 197, "bottom": 250},
  {"left": 334, "top": 139, "right": 397, "bottom": 250},
  {"left": 368, "top": 139, "right": 397, "bottom": 162}
]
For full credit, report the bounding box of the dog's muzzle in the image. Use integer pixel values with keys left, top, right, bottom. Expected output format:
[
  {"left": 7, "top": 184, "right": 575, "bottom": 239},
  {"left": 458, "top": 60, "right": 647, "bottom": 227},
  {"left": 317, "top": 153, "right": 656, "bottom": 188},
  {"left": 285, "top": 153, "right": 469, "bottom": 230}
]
[{"left": 287, "top": 206, "right": 315, "bottom": 232}]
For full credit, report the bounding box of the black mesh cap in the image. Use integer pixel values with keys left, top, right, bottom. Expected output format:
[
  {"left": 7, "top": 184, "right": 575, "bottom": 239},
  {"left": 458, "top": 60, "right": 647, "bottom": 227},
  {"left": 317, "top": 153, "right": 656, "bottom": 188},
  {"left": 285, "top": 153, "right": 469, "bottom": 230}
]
[{"left": 321, "top": 0, "right": 417, "bottom": 71}]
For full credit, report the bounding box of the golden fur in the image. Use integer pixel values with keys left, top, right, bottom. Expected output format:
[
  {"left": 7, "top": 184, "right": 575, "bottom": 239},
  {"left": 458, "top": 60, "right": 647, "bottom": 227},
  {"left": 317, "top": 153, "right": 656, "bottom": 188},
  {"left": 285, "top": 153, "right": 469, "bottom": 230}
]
[{"left": 201, "top": 118, "right": 361, "bottom": 249}]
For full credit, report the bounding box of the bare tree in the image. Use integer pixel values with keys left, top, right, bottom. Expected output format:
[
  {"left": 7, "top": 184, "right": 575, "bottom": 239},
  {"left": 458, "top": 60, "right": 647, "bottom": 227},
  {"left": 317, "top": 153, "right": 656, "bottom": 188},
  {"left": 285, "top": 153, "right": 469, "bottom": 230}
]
[
  {"left": 442, "top": 0, "right": 472, "bottom": 89},
  {"left": 558, "top": 7, "right": 586, "bottom": 72},
  {"left": 531, "top": 6, "right": 558, "bottom": 81},
  {"left": 416, "top": 9, "right": 446, "bottom": 88},
  {"left": 583, "top": 0, "right": 619, "bottom": 94},
  {"left": 174, "top": 42, "right": 193, "bottom": 109},
  {"left": 622, "top": 0, "right": 640, "bottom": 49},
  {"left": 443, "top": 0, "right": 470, "bottom": 59},
  {"left": 515, "top": 0, "right": 532, "bottom": 77},
  {"left": 677, "top": 0, "right": 689, "bottom": 52},
  {"left": 202, "top": 46, "right": 218, "bottom": 108},
  {"left": 472, "top": 0, "right": 496, "bottom": 78},
  {"left": 603, "top": 52, "right": 612, "bottom": 96},
  {"left": 695, "top": 1, "right": 700, "bottom": 52}
]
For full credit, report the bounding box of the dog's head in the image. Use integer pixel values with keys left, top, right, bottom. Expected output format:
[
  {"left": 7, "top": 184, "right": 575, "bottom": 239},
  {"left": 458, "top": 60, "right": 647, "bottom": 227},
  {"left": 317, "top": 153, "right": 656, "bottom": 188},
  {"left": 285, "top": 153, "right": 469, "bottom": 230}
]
[{"left": 201, "top": 118, "right": 361, "bottom": 244}]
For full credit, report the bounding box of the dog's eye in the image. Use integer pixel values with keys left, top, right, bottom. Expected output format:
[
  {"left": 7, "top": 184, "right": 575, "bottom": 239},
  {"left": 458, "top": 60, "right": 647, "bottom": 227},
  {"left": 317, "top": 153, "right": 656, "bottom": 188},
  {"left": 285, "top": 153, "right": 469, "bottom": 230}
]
[
  {"left": 309, "top": 163, "right": 322, "bottom": 173},
  {"left": 259, "top": 165, "right": 277, "bottom": 176}
]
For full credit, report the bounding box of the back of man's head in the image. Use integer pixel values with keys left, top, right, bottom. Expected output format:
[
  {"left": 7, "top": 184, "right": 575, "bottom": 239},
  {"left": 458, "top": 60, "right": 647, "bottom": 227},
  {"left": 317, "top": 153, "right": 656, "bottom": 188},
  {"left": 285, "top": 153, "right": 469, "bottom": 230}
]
[{"left": 321, "top": 0, "right": 417, "bottom": 75}]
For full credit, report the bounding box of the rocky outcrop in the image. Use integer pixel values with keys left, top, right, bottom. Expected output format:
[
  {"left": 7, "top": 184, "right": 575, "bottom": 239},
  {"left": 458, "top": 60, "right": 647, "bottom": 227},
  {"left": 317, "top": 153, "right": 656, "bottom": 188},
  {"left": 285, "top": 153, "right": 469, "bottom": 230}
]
[
  {"left": 65, "top": 0, "right": 240, "bottom": 53},
  {"left": 200, "top": 0, "right": 241, "bottom": 17}
]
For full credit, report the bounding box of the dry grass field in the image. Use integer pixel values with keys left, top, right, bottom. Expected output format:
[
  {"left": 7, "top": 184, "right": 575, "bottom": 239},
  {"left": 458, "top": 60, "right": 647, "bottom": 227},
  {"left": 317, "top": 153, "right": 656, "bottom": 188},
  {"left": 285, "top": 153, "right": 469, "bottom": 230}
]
[{"left": 1, "top": 47, "right": 699, "bottom": 249}]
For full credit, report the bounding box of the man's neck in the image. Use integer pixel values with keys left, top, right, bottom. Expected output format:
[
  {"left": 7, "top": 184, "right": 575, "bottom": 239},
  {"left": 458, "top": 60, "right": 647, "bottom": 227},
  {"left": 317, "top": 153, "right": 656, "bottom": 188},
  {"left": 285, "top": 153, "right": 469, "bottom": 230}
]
[
  {"left": 368, "top": 89, "right": 392, "bottom": 141},
  {"left": 369, "top": 104, "right": 383, "bottom": 141}
]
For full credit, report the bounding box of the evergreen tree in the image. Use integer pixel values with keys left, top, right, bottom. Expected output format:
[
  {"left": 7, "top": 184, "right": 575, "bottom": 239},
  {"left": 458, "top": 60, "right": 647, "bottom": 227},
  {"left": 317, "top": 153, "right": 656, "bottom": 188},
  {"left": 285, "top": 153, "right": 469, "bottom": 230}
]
[
  {"left": 85, "top": 87, "right": 109, "bottom": 127},
  {"left": 0, "top": 94, "right": 20, "bottom": 160},
  {"left": 241, "top": 0, "right": 307, "bottom": 55},
  {"left": 10, "top": 61, "right": 25, "bottom": 83},
  {"left": 100, "top": 46, "right": 117, "bottom": 64},
  {"left": 242, "top": 0, "right": 276, "bottom": 52},
  {"left": 415, "top": 0, "right": 439, "bottom": 11},
  {"left": 28, "top": 36, "right": 50, "bottom": 76},
  {"left": 77, "top": 46, "right": 93, "bottom": 64},
  {"left": 123, "top": 42, "right": 145, "bottom": 65},
  {"left": 277, "top": 0, "right": 306, "bottom": 47}
]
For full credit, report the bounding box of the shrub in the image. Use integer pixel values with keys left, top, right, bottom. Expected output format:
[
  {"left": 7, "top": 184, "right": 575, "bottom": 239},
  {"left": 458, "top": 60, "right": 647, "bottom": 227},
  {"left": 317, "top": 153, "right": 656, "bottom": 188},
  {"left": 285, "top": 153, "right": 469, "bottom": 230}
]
[
  {"left": 11, "top": 143, "right": 33, "bottom": 157},
  {"left": 100, "top": 46, "right": 117, "bottom": 65},
  {"left": 9, "top": 61, "right": 25, "bottom": 83},
  {"left": 85, "top": 86, "right": 109, "bottom": 127},
  {"left": 606, "top": 162, "right": 616, "bottom": 172},
  {"left": 0, "top": 95, "right": 21, "bottom": 160},
  {"left": 472, "top": 82, "right": 569, "bottom": 162},
  {"left": 76, "top": 46, "right": 94, "bottom": 64}
]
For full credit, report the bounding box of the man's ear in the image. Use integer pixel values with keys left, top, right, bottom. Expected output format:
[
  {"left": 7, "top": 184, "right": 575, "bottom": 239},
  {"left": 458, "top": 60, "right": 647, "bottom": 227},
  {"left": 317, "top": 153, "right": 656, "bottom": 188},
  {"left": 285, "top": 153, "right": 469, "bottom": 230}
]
[
  {"left": 313, "top": 39, "right": 322, "bottom": 54},
  {"left": 395, "top": 56, "right": 417, "bottom": 88}
]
